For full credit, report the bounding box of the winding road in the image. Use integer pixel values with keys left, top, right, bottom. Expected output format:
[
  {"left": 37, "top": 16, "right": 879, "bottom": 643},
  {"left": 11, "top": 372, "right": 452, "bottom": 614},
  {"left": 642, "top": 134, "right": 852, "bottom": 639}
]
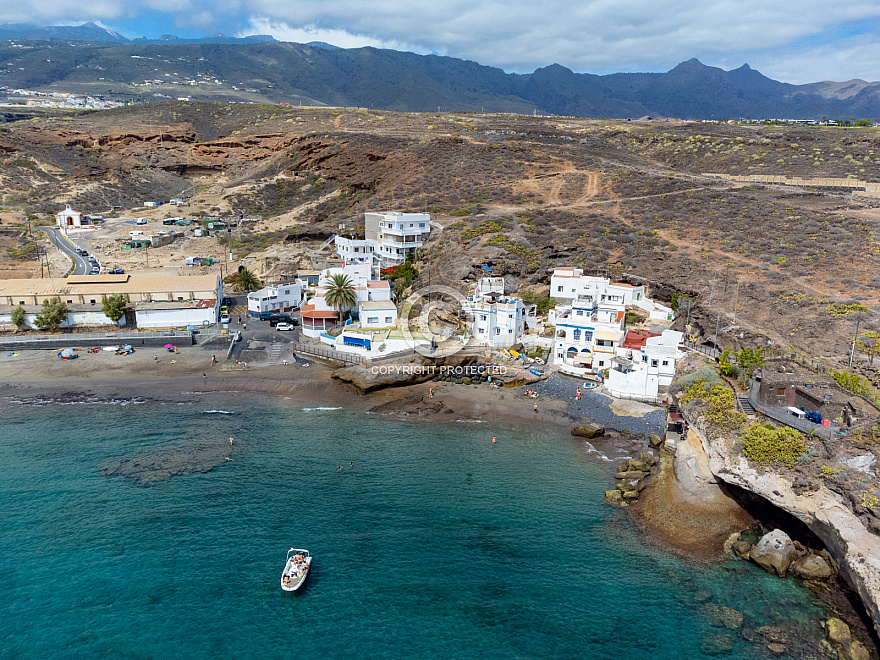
[{"left": 41, "top": 227, "right": 90, "bottom": 276}]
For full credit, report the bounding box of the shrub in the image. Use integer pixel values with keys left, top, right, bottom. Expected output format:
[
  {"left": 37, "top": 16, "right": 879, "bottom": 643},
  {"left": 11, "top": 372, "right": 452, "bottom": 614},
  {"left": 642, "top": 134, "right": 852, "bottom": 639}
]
[
  {"left": 833, "top": 370, "right": 873, "bottom": 397},
  {"left": 679, "top": 378, "right": 747, "bottom": 433},
  {"left": 740, "top": 423, "right": 806, "bottom": 468}
]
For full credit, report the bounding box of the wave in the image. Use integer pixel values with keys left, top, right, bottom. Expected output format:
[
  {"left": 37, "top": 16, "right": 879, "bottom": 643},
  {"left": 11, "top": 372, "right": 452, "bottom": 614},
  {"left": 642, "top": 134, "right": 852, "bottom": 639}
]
[
  {"left": 455, "top": 419, "right": 487, "bottom": 423},
  {"left": 201, "top": 410, "right": 235, "bottom": 415},
  {"left": 302, "top": 406, "right": 343, "bottom": 412},
  {"left": 582, "top": 441, "right": 613, "bottom": 462}
]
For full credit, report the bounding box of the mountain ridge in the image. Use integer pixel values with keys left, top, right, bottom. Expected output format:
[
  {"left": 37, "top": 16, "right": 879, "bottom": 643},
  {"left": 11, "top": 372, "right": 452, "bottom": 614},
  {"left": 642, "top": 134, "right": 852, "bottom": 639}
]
[{"left": 0, "top": 32, "right": 877, "bottom": 119}]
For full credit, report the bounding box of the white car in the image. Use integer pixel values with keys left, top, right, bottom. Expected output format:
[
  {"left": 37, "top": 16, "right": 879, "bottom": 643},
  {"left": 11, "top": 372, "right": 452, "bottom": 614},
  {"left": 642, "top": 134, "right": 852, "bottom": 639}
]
[
  {"left": 275, "top": 322, "right": 294, "bottom": 331},
  {"left": 219, "top": 313, "right": 231, "bottom": 324}
]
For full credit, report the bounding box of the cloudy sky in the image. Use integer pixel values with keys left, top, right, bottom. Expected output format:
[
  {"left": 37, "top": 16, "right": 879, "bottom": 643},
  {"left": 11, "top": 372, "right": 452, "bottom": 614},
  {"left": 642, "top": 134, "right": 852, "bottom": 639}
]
[{"left": 3, "top": 0, "right": 879, "bottom": 83}]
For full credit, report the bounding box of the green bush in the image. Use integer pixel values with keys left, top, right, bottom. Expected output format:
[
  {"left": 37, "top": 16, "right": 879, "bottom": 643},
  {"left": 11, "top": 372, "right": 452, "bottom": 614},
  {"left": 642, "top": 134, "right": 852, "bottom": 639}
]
[
  {"left": 833, "top": 370, "right": 872, "bottom": 397},
  {"left": 741, "top": 423, "right": 806, "bottom": 468},
  {"left": 679, "top": 378, "right": 746, "bottom": 433}
]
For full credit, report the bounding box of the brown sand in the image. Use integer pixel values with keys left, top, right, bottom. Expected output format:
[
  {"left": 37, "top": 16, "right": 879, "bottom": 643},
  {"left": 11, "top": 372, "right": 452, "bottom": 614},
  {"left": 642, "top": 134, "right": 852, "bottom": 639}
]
[{"left": 628, "top": 452, "right": 755, "bottom": 561}]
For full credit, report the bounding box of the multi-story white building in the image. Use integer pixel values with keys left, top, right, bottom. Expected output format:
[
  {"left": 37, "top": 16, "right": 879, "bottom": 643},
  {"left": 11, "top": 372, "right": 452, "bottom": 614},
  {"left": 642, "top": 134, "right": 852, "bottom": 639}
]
[
  {"left": 247, "top": 281, "right": 304, "bottom": 317},
  {"left": 365, "top": 212, "right": 430, "bottom": 267},
  {"left": 605, "top": 330, "right": 684, "bottom": 401},
  {"left": 334, "top": 237, "right": 376, "bottom": 266},
  {"left": 550, "top": 267, "right": 645, "bottom": 307},
  {"left": 462, "top": 277, "right": 528, "bottom": 348}
]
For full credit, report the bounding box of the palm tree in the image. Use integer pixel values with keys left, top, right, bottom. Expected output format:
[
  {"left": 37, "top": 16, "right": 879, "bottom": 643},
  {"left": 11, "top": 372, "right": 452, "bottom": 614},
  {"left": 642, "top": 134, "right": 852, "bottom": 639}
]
[
  {"left": 234, "top": 268, "right": 262, "bottom": 292},
  {"left": 323, "top": 274, "right": 357, "bottom": 322}
]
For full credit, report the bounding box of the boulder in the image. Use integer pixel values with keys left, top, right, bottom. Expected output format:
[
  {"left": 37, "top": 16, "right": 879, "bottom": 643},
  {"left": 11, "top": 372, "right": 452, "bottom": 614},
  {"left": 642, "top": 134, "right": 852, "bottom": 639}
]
[
  {"left": 731, "top": 541, "right": 753, "bottom": 560},
  {"left": 628, "top": 459, "right": 649, "bottom": 472},
  {"left": 766, "top": 642, "right": 788, "bottom": 656},
  {"left": 604, "top": 490, "right": 625, "bottom": 507},
  {"left": 757, "top": 626, "right": 788, "bottom": 645},
  {"left": 616, "top": 481, "right": 638, "bottom": 493},
  {"left": 751, "top": 529, "right": 799, "bottom": 577},
  {"left": 705, "top": 604, "right": 744, "bottom": 629},
  {"left": 844, "top": 640, "right": 871, "bottom": 660},
  {"left": 614, "top": 470, "right": 650, "bottom": 480},
  {"left": 700, "top": 635, "right": 732, "bottom": 656},
  {"left": 649, "top": 433, "right": 662, "bottom": 448},
  {"left": 791, "top": 554, "right": 834, "bottom": 580},
  {"left": 622, "top": 489, "right": 640, "bottom": 500},
  {"left": 825, "top": 618, "right": 852, "bottom": 645},
  {"left": 639, "top": 451, "right": 657, "bottom": 466},
  {"left": 571, "top": 423, "right": 605, "bottom": 439},
  {"left": 617, "top": 461, "right": 630, "bottom": 474}
]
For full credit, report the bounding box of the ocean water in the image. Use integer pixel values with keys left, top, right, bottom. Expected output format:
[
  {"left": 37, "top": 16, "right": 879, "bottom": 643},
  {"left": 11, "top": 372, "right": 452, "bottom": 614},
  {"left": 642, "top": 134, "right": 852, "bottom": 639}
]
[{"left": 0, "top": 392, "right": 830, "bottom": 659}]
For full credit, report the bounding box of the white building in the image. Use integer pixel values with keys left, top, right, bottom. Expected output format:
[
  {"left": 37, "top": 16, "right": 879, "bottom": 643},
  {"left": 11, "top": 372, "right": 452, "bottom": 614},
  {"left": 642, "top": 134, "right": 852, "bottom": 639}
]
[
  {"left": 605, "top": 330, "right": 684, "bottom": 401},
  {"left": 247, "top": 282, "right": 304, "bottom": 317},
  {"left": 549, "top": 267, "right": 645, "bottom": 307},
  {"left": 358, "top": 300, "right": 398, "bottom": 329},
  {"left": 462, "top": 277, "right": 528, "bottom": 348},
  {"left": 365, "top": 212, "right": 430, "bottom": 267},
  {"left": 0, "top": 273, "right": 221, "bottom": 330},
  {"left": 334, "top": 236, "right": 376, "bottom": 266},
  {"left": 552, "top": 292, "right": 626, "bottom": 379},
  {"left": 301, "top": 263, "right": 392, "bottom": 338},
  {"left": 56, "top": 205, "right": 84, "bottom": 229}
]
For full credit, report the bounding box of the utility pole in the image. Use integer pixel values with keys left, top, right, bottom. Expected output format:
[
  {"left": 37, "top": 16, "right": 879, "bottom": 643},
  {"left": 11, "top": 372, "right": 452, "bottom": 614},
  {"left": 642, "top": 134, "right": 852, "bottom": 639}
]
[
  {"left": 685, "top": 299, "right": 691, "bottom": 336},
  {"left": 714, "top": 311, "right": 720, "bottom": 351},
  {"left": 733, "top": 278, "right": 740, "bottom": 325},
  {"left": 849, "top": 309, "right": 865, "bottom": 369}
]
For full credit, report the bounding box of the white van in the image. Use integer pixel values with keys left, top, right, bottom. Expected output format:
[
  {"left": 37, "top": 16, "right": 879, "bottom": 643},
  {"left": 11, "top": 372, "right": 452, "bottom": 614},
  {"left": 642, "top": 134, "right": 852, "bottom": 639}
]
[
  {"left": 136, "top": 218, "right": 148, "bottom": 225},
  {"left": 129, "top": 230, "right": 144, "bottom": 237}
]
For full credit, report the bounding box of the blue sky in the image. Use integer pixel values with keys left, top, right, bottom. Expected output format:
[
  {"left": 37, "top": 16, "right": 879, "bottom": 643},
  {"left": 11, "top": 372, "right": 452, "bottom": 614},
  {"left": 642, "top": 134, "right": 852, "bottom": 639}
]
[{"left": 4, "top": 1, "right": 880, "bottom": 83}]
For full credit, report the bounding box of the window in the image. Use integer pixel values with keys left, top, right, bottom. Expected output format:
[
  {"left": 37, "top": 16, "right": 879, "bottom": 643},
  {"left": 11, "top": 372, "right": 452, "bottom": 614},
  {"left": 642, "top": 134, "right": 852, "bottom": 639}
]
[
  {"left": 508, "top": 329, "right": 513, "bottom": 333},
  {"left": 367, "top": 316, "right": 378, "bottom": 323},
  {"left": 557, "top": 352, "right": 563, "bottom": 358},
  {"left": 662, "top": 360, "right": 669, "bottom": 366},
  {"left": 90, "top": 299, "right": 96, "bottom": 304},
  {"left": 651, "top": 359, "right": 659, "bottom": 367},
  {"left": 777, "top": 388, "right": 786, "bottom": 396},
  {"left": 583, "top": 330, "right": 593, "bottom": 342},
  {"left": 19, "top": 301, "right": 24, "bottom": 305},
  {"left": 480, "top": 315, "right": 487, "bottom": 321},
  {"left": 178, "top": 297, "right": 183, "bottom": 301},
  {"left": 67, "top": 300, "right": 72, "bottom": 303},
  {"left": 599, "top": 360, "right": 605, "bottom": 367},
  {"left": 384, "top": 316, "right": 392, "bottom": 324},
  {"left": 479, "top": 328, "right": 485, "bottom": 333},
  {"left": 495, "top": 328, "right": 501, "bottom": 335},
  {"left": 557, "top": 286, "right": 563, "bottom": 292},
  {"left": 576, "top": 310, "right": 583, "bottom": 316},
  {"left": 419, "top": 223, "right": 426, "bottom": 227},
  {"left": 573, "top": 329, "right": 581, "bottom": 341}
]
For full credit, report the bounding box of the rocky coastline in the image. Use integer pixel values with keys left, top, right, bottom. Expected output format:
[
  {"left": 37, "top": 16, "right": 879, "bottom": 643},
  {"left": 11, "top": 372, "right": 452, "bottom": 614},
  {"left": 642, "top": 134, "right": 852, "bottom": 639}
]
[{"left": 685, "top": 408, "right": 880, "bottom": 642}]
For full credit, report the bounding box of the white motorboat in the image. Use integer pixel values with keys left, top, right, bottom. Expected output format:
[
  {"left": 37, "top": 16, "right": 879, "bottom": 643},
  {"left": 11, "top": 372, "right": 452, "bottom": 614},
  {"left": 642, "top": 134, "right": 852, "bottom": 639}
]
[{"left": 281, "top": 548, "right": 312, "bottom": 592}]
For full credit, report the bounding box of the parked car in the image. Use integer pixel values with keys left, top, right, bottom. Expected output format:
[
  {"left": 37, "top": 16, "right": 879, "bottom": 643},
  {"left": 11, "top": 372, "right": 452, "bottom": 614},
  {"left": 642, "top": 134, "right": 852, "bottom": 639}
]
[
  {"left": 219, "top": 305, "right": 229, "bottom": 315},
  {"left": 136, "top": 218, "right": 148, "bottom": 225},
  {"left": 219, "top": 313, "right": 231, "bottom": 324},
  {"left": 221, "top": 297, "right": 234, "bottom": 307},
  {"left": 275, "top": 322, "right": 294, "bottom": 331},
  {"left": 109, "top": 268, "right": 125, "bottom": 274},
  {"left": 89, "top": 268, "right": 100, "bottom": 275},
  {"left": 78, "top": 250, "right": 88, "bottom": 256}
]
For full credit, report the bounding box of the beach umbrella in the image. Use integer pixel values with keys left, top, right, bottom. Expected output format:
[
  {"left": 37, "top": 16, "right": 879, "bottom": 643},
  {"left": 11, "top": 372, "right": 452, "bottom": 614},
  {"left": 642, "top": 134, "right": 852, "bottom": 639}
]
[
  {"left": 124, "top": 345, "right": 132, "bottom": 351},
  {"left": 164, "top": 344, "right": 175, "bottom": 348},
  {"left": 59, "top": 348, "right": 74, "bottom": 358}
]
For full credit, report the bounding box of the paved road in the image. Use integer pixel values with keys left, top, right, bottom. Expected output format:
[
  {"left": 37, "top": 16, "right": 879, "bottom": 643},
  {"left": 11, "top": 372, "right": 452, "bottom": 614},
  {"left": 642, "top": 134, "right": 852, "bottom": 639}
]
[{"left": 41, "top": 227, "right": 90, "bottom": 276}]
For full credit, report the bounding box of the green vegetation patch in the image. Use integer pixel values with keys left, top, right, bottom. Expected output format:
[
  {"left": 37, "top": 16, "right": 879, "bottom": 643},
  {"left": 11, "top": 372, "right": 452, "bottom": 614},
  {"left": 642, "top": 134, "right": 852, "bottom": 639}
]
[
  {"left": 678, "top": 377, "right": 746, "bottom": 434},
  {"left": 740, "top": 423, "right": 806, "bottom": 468}
]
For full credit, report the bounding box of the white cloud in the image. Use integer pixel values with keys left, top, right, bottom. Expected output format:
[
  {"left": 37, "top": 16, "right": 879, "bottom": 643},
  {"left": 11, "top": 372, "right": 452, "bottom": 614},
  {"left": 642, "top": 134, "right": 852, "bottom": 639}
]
[{"left": 239, "top": 17, "right": 427, "bottom": 52}]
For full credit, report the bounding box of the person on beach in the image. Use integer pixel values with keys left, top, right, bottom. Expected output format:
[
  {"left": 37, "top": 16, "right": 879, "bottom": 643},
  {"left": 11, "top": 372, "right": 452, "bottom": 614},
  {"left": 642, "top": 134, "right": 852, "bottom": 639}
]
[
  {"left": 534, "top": 403, "right": 538, "bottom": 414},
  {"left": 203, "top": 373, "right": 207, "bottom": 385},
  {"left": 211, "top": 355, "right": 216, "bottom": 365},
  {"left": 429, "top": 386, "right": 434, "bottom": 398}
]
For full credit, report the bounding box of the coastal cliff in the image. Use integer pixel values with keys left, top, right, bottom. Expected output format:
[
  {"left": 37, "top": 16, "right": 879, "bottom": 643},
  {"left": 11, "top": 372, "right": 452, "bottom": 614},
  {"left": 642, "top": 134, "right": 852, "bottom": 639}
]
[{"left": 686, "top": 412, "right": 880, "bottom": 637}]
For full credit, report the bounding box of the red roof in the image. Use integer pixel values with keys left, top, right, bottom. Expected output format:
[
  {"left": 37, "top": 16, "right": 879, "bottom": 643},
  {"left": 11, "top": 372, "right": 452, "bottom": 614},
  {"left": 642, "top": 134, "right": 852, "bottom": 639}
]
[
  {"left": 301, "top": 304, "right": 338, "bottom": 319},
  {"left": 621, "top": 329, "right": 660, "bottom": 350}
]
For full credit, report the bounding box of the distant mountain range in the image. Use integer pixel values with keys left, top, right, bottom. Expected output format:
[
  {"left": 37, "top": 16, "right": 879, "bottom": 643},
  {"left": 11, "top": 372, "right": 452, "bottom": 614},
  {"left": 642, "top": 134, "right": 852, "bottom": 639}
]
[{"left": 0, "top": 24, "right": 877, "bottom": 119}]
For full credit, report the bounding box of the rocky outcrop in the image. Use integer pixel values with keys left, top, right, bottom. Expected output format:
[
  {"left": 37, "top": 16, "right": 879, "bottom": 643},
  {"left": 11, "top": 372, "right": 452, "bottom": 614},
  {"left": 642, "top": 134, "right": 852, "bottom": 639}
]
[
  {"left": 825, "top": 618, "right": 872, "bottom": 660},
  {"left": 572, "top": 423, "right": 605, "bottom": 438},
  {"left": 750, "top": 529, "right": 799, "bottom": 577},
  {"left": 605, "top": 452, "right": 656, "bottom": 506},
  {"left": 791, "top": 554, "right": 835, "bottom": 580},
  {"left": 686, "top": 413, "right": 880, "bottom": 636},
  {"left": 331, "top": 354, "right": 478, "bottom": 392}
]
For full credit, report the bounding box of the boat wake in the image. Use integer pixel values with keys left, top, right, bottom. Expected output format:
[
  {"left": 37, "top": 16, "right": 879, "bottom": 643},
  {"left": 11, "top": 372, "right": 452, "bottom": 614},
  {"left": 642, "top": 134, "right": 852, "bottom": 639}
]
[{"left": 201, "top": 410, "right": 235, "bottom": 415}]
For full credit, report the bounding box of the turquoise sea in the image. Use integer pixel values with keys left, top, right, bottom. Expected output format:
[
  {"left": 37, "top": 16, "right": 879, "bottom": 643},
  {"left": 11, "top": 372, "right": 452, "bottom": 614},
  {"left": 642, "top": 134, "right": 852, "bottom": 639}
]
[{"left": 0, "top": 391, "right": 833, "bottom": 659}]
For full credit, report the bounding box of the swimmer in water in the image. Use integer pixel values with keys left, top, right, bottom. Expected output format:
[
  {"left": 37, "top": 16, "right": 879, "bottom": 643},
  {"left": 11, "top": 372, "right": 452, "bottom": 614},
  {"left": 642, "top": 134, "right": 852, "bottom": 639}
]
[
  {"left": 349, "top": 462, "right": 353, "bottom": 466},
  {"left": 492, "top": 435, "right": 496, "bottom": 444},
  {"left": 229, "top": 436, "right": 234, "bottom": 447},
  {"left": 338, "top": 466, "right": 342, "bottom": 470}
]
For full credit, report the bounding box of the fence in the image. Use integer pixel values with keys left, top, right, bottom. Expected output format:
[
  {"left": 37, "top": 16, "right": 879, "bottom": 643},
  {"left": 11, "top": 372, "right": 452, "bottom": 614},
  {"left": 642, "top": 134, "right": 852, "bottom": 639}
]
[
  {"left": 0, "top": 330, "right": 192, "bottom": 345},
  {"left": 289, "top": 340, "right": 366, "bottom": 365},
  {"left": 746, "top": 379, "right": 833, "bottom": 439},
  {"left": 683, "top": 340, "right": 721, "bottom": 359}
]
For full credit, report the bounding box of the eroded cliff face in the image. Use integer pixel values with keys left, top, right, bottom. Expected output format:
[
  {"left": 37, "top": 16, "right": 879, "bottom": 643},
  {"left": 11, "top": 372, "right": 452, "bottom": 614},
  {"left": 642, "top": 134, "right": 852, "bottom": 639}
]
[{"left": 686, "top": 414, "right": 880, "bottom": 636}]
